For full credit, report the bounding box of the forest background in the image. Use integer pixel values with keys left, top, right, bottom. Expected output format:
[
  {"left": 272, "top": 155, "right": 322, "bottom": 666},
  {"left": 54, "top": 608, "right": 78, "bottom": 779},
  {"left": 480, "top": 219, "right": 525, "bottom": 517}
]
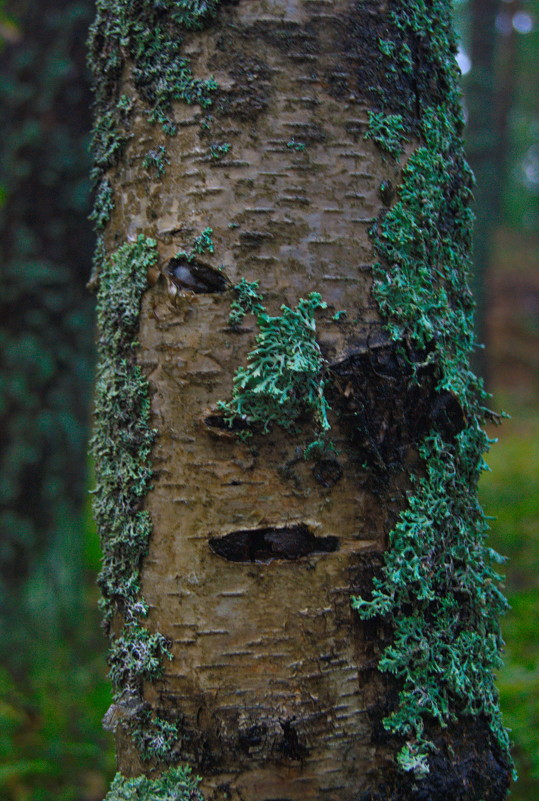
[{"left": 0, "top": 1, "right": 537, "bottom": 800}]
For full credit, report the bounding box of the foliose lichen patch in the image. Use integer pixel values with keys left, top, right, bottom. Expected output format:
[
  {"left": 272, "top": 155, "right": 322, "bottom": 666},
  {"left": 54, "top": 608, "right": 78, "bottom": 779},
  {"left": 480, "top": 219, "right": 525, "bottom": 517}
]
[
  {"left": 89, "top": 3, "right": 228, "bottom": 789},
  {"left": 87, "top": 0, "right": 223, "bottom": 241},
  {"left": 103, "top": 765, "right": 203, "bottom": 801},
  {"left": 219, "top": 281, "right": 331, "bottom": 445},
  {"left": 92, "top": 236, "right": 184, "bottom": 776},
  {"left": 353, "top": 0, "right": 513, "bottom": 784},
  {"left": 88, "top": 0, "right": 512, "bottom": 795}
]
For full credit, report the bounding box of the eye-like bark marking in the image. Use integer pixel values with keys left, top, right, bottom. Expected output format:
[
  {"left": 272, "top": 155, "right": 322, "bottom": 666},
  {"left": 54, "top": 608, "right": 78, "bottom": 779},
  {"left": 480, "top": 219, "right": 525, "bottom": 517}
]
[{"left": 166, "top": 257, "right": 229, "bottom": 294}]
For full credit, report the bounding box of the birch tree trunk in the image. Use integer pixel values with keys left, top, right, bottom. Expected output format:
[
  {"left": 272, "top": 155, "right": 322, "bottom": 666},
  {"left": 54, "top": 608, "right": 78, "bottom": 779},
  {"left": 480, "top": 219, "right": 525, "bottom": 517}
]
[{"left": 89, "top": 2, "right": 512, "bottom": 800}]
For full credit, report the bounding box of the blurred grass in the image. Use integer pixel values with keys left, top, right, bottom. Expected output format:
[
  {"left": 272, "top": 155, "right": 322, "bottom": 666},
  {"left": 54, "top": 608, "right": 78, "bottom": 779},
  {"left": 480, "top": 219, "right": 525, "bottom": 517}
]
[
  {"left": 482, "top": 401, "right": 539, "bottom": 800},
  {"left": 0, "top": 497, "right": 115, "bottom": 801}
]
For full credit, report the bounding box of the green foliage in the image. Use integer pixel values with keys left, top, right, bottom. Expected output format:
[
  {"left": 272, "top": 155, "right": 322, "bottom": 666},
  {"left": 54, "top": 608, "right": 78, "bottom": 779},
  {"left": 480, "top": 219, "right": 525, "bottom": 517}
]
[
  {"left": 480, "top": 412, "right": 539, "bottom": 801},
  {"left": 365, "top": 111, "right": 406, "bottom": 160},
  {"left": 0, "top": 1, "right": 112, "bottom": 798},
  {"left": 219, "top": 284, "right": 330, "bottom": 437},
  {"left": 0, "top": 502, "right": 114, "bottom": 801},
  {"left": 104, "top": 766, "right": 203, "bottom": 801},
  {"left": 0, "top": 0, "right": 95, "bottom": 609},
  {"left": 356, "top": 0, "right": 512, "bottom": 778}
]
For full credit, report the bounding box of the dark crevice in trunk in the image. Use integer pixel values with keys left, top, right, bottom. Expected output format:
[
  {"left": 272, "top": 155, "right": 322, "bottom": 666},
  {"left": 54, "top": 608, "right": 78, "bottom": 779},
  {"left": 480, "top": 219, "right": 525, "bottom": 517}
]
[
  {"left": 329, "top": 344, "right": 466, "bottom": 484},
  {"left": 209, "top": 524, "right": 339, "bottom": 563},
  {"left": 278, "top": 719, "right": 308, "bottom": 762},
  {"left": 358, "top": 716, "right": 511, "bottom": 801}
]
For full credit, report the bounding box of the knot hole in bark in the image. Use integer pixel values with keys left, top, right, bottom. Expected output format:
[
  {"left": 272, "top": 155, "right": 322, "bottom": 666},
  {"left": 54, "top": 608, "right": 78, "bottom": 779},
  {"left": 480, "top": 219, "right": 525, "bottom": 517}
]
[
  {"left": 166, "top": 256, "right": 229, "bottom": 294},
  {"left": 209, "top": 524, "right": 339, "bottom": 563}
]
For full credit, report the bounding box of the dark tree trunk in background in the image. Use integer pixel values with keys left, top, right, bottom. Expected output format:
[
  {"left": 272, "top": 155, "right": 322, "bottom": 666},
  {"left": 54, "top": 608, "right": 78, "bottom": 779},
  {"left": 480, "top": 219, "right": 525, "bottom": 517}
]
[
  {"left": 0, "top": 4, "right": 108, "bottom": 799},
  {"left": 89, "top": 2, "right": 512, "bottom": 800},
  {"left": 467, "top": 0, "right": 502, "bottom": 381},
  {"left": 0, "top": 0, "right": 94, "bottom": 634}
]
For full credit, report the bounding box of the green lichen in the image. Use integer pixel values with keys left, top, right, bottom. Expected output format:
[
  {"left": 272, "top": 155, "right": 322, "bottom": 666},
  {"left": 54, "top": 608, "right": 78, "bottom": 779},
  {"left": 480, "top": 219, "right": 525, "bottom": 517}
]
[
  {"left": 92, "top": 235, "right": 158, "bottom": 628},
  {"left": 209, "top": 142, "right": 230, "bottom": 159},
  {"left": 378, "top": 38, "right": 413, "bottom": 75},
  {"left": 228, "top": 278, "right": 265, "bottom": 328},
  {"left": 108, "top": 622, "right": 172, "bottom": 689},
  {"left": 92, "top": 235, "right": 180, "bottom": 761},
  {"left": 88, "top": 0, "right": 221, "bottom": 134},
  {"left": 191, "top": 226, "right": 214, "bottom": 255},
  {"left": 357, "top": 0, "right": 512, "bottom": 779},
  {"left": 175, "top": 227, "right": 216, "bottom": 268},
  {"left": 91, "top": 105, "right": 132, "bottom": 179},
  {"left": 89, "top": 3, "right": 229, "bottom": 773},
  {"left": 219, "top": 284, "right": 330, "bottom": 438},
  {"left": 143, "top": 145, "right": 170, "bottom": 178},
  {"left": 104, "top": 766, "right": 203, "bottom": 801},
  {"left": 287, "top": 139, "right": 306, "bottom": 152},
  {"left": 88, "top": 1, "right": 224, "bottom": 249},
  {"left": 365, "top": 111, "right": 406, "bottom": 160},
  {"left": 352, "top": 431, "right": 508, "bottom": 775},
  {"left": 90, "top": 178, "right": 115, "bottom": 230},
  {"left": 132, "top": 712, "right": 181, "bottom": 763}
]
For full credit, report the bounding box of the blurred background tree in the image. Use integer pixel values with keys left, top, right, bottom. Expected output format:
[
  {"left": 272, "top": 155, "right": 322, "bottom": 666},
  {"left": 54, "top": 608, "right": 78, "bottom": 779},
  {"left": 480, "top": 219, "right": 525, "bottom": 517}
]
[
  {"left": 0, "top": 0, "right": 536, "bottom": 799},
  {"left": 0, "top": 1, "right": 113, "bottom": 799}
]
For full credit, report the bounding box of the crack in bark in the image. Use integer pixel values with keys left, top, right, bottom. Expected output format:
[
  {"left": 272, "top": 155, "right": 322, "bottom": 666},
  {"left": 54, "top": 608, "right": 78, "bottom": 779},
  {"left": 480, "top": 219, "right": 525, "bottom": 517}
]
[{"left": 209, "top": 525, "right": 339, "bottom": 563}]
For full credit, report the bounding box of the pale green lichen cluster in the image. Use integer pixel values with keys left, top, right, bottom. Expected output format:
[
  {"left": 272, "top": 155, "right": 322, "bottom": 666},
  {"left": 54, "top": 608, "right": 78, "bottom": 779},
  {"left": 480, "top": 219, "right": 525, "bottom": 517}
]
[
  {"left": 92, "top": 235, "right": 158, "bottom": 628},
  {"left": 365, "top": 111, "right": 406, "bottom": 160},
  {"left": 219, "top": 283, "right": 330, "bottom": 439},
  {"left": 88, "top": 0, "right": 223, "bottom": 250},
  {"left": 104, "top": 766, "right": 203, "bottom": 801},
  {"left": 89, "top": 3, "right": 228, "bottom": 779},
  {"left": 92, "top": 235, "right": 182, "bottom": 765},
  {"left": 357, "top": 0, "right": 512, "bottom": 779},
  {"left": 143, "top": 146, "right": 170, "bottom": 177},
  {"left": 88, "top": 0, "right": 512, "bottom": 791},
  {"left": 209, "top": 142, "right": 231, "bottom": 160}
]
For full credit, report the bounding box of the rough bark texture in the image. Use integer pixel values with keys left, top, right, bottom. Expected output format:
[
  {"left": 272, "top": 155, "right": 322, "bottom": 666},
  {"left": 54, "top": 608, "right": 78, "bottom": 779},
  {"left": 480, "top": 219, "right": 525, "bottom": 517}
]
[
  {"left": 90, "top": 2, "right": 512, "bottom": 800},
  {"left": 124, "top": 5, "right": 391, "bottom": 796}
]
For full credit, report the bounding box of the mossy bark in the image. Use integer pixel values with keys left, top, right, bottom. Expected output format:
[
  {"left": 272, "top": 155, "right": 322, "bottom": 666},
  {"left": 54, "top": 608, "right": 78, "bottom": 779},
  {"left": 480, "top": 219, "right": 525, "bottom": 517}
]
[{"left": 91, "top": 2, "right": 511, "bottom": 800}]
